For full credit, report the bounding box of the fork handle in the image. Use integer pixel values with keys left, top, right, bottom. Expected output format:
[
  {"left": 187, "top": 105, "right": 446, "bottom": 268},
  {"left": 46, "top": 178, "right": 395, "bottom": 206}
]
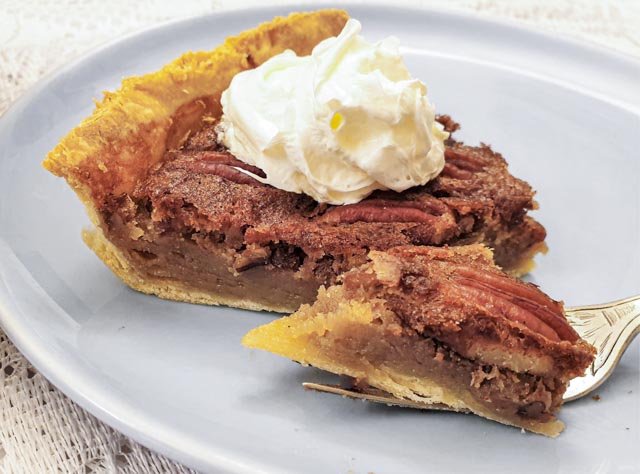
[{"left": 564, "top": 295, "right": 640, "bottom": 401}]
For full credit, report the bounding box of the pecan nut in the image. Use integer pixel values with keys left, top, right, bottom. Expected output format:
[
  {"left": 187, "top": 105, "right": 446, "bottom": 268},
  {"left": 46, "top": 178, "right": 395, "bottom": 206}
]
[
  {"left": 450, "top": 282, "right": 562, "bottom": 342},
  {"left": 319, "top": 198, "right": 450, "bottom": 225},
  {"left": 450, "top": 265, "right": 578, "bottom": 342},
  {"left": 197, "top": 151, "right": 266, "bottom": 178},
  {"left": 441, "top": 162, "right": 473, "bottom": 180},
  {"left": 186, "top": 151, "right": 266, "bottom": 185},
  {"left": 444, "top": 147, "right": 486, "bottom": 172},
  {"left": 190, "top": 162, "right": 264, "bottom": 185}
]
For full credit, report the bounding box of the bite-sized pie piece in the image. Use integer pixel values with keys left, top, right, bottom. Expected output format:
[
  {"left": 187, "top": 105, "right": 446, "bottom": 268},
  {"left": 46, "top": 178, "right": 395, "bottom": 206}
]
[
  {"left": 43, "top": 9, "right": 546, "bottom": 313},
  {"left": 243, "top": 245, "right": 596, "bottom": 436}
]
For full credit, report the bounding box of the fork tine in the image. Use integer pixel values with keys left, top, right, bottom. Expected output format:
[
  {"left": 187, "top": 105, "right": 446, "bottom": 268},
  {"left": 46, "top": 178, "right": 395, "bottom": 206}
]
[{"left": 302, "top": 382, "right": 467, "bottom": 412}]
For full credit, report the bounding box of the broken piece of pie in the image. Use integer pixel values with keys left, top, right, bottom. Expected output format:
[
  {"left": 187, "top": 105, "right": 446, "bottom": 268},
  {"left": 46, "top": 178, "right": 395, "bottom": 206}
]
[
  {"left": 43, "top": 9, "right": 547, "bottom": 313},
  {"left": 243, "top": 245, "right": 596, "bottom": 436}
]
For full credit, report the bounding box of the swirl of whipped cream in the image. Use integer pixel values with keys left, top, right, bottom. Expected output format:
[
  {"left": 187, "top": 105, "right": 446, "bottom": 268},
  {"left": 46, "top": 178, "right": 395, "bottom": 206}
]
[{"left": 217, "top": 19, "right": 447, "bottom": 205}]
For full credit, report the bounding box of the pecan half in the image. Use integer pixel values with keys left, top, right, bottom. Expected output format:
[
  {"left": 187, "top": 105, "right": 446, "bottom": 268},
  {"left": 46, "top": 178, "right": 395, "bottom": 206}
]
[
  {"left": 441, "top": 162, "right": 473, "bottom": 180},
  {"left": 196, "top": 151, "right": 266, "bottom": 178},
  {"left": 319, "top": 198, "right": 450, "bottom": 225},
  {"left": 450, "top": 282, "right": 562, "bottom": 342},
  {"left": 186, "top": 151, "right": 266, "bottom": 185},
  {"left": 190, "top": 162, "right": 264, "bottom": 185},
  {"left": 444, "top": 148, "right": 486, "bottom": 173},
  {"left": 449, "top": 265, "right": 578, "bottom": 342},
  {"left": 453, "top": 266, "right": 564, "bottom": 313}
]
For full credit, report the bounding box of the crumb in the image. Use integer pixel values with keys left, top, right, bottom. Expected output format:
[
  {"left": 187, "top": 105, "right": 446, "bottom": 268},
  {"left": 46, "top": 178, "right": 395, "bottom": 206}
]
[
  {"left": 520, "top": 428, "right": 526, "bottom": 434},
  {"left": 626, "top": 427, "right": 630, "bottom": 430},
  {"left": 592, "top": 395, "right": 601, "bottom": 401}
]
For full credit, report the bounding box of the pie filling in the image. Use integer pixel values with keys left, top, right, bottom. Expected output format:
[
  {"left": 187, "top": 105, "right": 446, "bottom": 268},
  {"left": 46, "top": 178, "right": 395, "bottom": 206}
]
[
  {"left": 97, "top": 116, "right": 547, "bottom": 311},
  {"left": 246, "top": 299, "right": 563, "bottom": 426},
  {"left": 242, "top": 245, "right": 596, "bottom": 435}
]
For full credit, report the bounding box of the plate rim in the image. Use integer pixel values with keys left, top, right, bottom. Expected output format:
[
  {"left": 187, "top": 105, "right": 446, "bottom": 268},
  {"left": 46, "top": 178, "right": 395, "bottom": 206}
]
[{"left": 1, "top": 3, "right": 639, "bottom": 472}]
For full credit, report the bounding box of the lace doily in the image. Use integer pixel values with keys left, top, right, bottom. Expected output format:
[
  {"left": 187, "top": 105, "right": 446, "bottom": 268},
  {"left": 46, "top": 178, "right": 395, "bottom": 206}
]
[{"left": 1, "top": 0, "right": 638, "bottom": 472}]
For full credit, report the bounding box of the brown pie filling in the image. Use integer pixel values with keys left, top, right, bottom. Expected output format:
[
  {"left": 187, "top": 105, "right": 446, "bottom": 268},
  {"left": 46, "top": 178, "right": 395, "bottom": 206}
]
[
  {"left": 299, "top": 314, "right": 563, "bottom": 423},
  {"left": 98, "top": 116, "right": 547, "bottom": 311}
]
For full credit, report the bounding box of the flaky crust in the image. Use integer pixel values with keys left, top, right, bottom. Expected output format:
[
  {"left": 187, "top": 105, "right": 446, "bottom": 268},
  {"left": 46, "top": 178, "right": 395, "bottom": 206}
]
[{"left": 43, "top": 10, "right": 349, "bottom": 307}]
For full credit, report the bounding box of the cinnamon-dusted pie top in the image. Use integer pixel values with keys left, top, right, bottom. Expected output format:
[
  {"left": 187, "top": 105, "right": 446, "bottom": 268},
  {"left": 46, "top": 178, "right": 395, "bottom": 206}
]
[{"left": 124, "top": 117, "right": 545, "bottom": 273}]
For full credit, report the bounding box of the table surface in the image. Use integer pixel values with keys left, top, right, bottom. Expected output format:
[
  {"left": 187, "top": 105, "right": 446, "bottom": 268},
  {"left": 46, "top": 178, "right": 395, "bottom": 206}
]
[{"left": 1, "top": 1, "right": 639, "bottom": 472}]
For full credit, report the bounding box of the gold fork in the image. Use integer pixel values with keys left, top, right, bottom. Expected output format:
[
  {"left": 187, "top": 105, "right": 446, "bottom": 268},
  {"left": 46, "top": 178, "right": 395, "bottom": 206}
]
[{"left": 304, "top": 294, "right": 640, "bottom": 408}]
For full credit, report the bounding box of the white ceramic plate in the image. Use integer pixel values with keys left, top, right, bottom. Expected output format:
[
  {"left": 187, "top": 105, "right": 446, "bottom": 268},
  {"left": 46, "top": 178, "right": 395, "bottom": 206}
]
[{"left": 1, "top": 4, "right": 639, "bottom": 473}]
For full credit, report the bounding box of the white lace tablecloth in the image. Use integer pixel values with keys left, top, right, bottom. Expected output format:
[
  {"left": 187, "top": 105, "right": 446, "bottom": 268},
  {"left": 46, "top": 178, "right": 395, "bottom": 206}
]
[{"left": 1, "top": 1, "right": 639, "bottom": 472}]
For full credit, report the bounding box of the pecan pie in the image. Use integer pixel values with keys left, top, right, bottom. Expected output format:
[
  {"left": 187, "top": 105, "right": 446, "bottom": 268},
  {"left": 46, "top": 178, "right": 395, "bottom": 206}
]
[
  {"left": 44, "top": 10, "right": 546, "bottom": 313},
  {"left": 243, "top": 245, "right": 596, "bottom": 436}
]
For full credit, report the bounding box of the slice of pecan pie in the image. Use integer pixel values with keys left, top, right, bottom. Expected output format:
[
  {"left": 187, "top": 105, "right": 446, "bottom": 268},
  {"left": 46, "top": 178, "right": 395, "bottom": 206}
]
[
  {"left": 43, "top": 10, "right": 546, "bottom": 313},
  {"left": 243, "top": 245, "right": 596, "bottom": 436}
]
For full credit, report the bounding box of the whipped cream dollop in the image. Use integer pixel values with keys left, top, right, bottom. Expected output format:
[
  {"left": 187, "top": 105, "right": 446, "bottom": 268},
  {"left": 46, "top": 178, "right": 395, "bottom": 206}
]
[{"left": 217, "top": 19, "right": 447, "bottom": 205}]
